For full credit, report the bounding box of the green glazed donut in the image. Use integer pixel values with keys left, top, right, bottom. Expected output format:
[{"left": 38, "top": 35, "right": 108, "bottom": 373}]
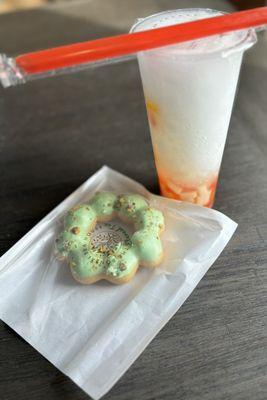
[{"left": 55, "top": 191, "right": 165, "bottom": 284}]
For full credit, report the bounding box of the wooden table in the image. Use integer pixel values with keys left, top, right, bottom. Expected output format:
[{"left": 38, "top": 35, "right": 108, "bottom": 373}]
[{"left": 0, "top": 1, "right": 266, "bottom": 399}]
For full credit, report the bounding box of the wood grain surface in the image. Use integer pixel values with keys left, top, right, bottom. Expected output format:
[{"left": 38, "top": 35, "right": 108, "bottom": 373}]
[{"left": 0, "top": 1, "right": 266, "bottom": 399}]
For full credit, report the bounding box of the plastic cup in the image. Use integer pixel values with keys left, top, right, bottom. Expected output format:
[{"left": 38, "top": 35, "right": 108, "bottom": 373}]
[{"left": 131, "top": 9, "right": 256, "bottom": 207}]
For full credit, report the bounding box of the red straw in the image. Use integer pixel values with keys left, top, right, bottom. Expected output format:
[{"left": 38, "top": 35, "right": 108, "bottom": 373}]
[{"left": 16, "top": 7, "right": 267, "bottom": 75}]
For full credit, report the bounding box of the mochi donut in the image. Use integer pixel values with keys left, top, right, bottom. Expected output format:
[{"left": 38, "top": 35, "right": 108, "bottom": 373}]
[{"left": 55, "top": 192, "right": 165, "bottom": 284}]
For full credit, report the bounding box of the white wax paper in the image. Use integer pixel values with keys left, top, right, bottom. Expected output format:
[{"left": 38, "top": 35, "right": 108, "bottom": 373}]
[{"left": 0, "top": 166, "right": 237, "bottom": 399}]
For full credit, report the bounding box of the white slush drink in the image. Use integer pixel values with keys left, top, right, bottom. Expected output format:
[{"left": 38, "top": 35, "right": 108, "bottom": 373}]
[{"left": 131, "top": 9, "right": 256, "bottom": 207}]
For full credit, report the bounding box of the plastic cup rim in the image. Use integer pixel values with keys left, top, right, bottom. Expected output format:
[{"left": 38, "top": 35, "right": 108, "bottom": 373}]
[{"left": 130, "top": 8, "right": 257, "bottom": 60}]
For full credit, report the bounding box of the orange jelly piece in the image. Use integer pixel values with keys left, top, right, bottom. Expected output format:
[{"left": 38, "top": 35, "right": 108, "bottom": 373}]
[
  {"left": 145, "top": 99, "right": 159, "bottom": 129},
  {"left": 158, "top": 173, "right": 218, "bottom": 208}
]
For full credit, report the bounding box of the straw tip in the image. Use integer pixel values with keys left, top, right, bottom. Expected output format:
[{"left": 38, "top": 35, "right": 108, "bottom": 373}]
[{"left": 0, "top": 54, "right": 25, "bottom": 88}]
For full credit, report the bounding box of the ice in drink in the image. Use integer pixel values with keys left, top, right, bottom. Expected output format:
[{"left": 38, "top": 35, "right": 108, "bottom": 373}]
[{"left": 131, "top": 9, "right": 256, "bottom": 207}]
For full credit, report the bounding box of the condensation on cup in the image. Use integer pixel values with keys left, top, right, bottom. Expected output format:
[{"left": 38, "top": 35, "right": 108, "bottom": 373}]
[{"left": 131, "top": 9, "right": 256, "bottom": 207}]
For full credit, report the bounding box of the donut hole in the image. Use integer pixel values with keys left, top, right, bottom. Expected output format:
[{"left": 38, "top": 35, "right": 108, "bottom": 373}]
[{"left": 89, "top": 218, "right": 135, "bottom": 251}]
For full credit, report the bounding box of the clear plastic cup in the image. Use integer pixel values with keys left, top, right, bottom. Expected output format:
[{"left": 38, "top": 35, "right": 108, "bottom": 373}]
[{"left": 131, "top": 9, "right": 256, "bottom": 207}]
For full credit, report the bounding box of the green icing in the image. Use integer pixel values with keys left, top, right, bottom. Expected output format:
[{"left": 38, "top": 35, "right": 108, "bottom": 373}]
[
  {"left": 135, "top": 207, "right": 164, "bottom": 232},
  {"left": 69, "top": 245, "right": 105, "bottom": 278},
  {"left": 115, "top": 193, "right": 148, "bottom": 221},
  {"left": 89, "top": 192, "right": 117, "bottom": 218},
  {"left": 56, "top": 204, "right": 96, "bottom": 258},
  {"left": 106, "top": 244, "right": 138, "bottom": 278},
  {"left": 56, "top": 231, "right": 88, "bottom": 257},
  {"left": 56, "top": 191, "right": 164, "bottom": 282},
  {"left": 65, "top": 204, "right": 96, "bottom": 233},
  {"left": 132, "top": 229, "right": 162, "bottom": 265}
]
